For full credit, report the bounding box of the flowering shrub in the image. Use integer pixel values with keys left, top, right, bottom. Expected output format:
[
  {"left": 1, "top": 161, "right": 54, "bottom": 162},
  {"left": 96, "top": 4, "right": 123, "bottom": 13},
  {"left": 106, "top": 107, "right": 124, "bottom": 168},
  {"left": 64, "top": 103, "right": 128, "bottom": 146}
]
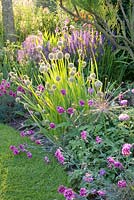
[{"left": 17, "top": 32, "right": 43, "bottom": 63}]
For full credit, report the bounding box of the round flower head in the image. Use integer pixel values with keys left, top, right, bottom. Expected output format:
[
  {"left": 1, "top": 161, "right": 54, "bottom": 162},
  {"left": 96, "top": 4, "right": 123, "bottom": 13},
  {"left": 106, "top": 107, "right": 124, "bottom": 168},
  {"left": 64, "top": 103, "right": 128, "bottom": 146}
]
[
  {"left": 68, "top": 63, "right": 74, "bottom": 68},
  {"left": 81, "top": 131, "right": 87, "bottom": 140},
  {"left": 39, "top": 64, "right": 48, "bottom": 73},
  {"left": 27, "top": 152, "right": 32, "bottom": 158},
  {"left": 120, "top": 100, "right": 128, "bottom": 106},
  {"left": 97, "top": 190, "right": 106, "bottom": 196},
  {"left": 88, "top": 87, "right": 94, "bottom": 94},
  {"left": 118, "top": 180, "right": 127, "bottom": 188},
  {"left": 56, "top": 51, "right": 64, "bottom": 59},
  {"left": 79, "top": 100, "right": 85, "bottom": 106},
  {"left": 79, "top": 188, "right": 87, "bottom": 197},
  {"left": 131, "top": 88, "right": 134, "bottom": 94},
  {"left": 118, "top": 114, "right": 130, "bottom": 121},
  {"left": 61, "top": 89, "right": 66, "bottom": 95},
  {"left": 131, "top": 88, "right": 134, "bottom": 93},
  {"left": 68, "top": 77, "right": 75, "bottom": 82},
  {"left": 78, "top": 49, "right": 82, "bottom": 55},
  {"left": 15, "top": 97, "right": 20, "bottom": 103},
  {"left": 52, "top": 84, "right": 57, "bottom": 90},
  {"left": 49, "top": 122, "right": 56, "bottom": 129},
  {"left": 20, "top": 131, "right": 26, "bottom": 137},
  {"left": 56, "top": 76, "right": 61, "bottom": 82},
  {"left": 89, "top": 73, "right": 96, "bottom": 80},
  {"left": 63, "top": 188, "right": 75, "bottom": 200},
  {"left": 35, "top": 140, "right": 42, "bottom": 145},
  {"left": 99, "top": 169, "right": 106, "bottom": 176},
  {"left": 114, "top": 161, "right": 123, "bottom": 169},
  {"left": 94, "top": 80, "right": 103, "bottom": 89},
  {"left": 65, "top": 53, "right": 70, "bottom": 60},
  {"left": 88, "top": 99, "right": 94, "bottom": 106},
  {"left": 58, "top": 185, "right": 66, "bottom": 194},
  {"left": 48, "top": 53, "right": 54, "bottom": 60},
  {"left": 82, "top": 61, "right": 87, "bottom": 68},
  {"left": 57, "top": 106, "right": 65, "bottom": 114},
  {"left": 67, "top": 107, "right": 74, "bottom": 115},
  {"left": 57, "top": 40, "right": 64, "bottom": 47},
  {"left": 96, "top": 136, "right": 102, "bottom": 144},
  {"left": 122, "top": 143, "right": 132, "bottom": 156}
]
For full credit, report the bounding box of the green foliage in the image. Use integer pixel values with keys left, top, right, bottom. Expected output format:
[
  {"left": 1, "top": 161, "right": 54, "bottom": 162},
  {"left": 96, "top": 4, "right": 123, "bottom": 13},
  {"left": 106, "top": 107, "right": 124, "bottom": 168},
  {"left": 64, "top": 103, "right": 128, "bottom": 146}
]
[
  {"left": 61, "top": 109, "right": 134, "bottom": 199},
  {"left": 35, "top": 0, "right": 57, "bottom": 12},
  {"left": 0, "top": 124, "right": 69, "bottom": 200}
]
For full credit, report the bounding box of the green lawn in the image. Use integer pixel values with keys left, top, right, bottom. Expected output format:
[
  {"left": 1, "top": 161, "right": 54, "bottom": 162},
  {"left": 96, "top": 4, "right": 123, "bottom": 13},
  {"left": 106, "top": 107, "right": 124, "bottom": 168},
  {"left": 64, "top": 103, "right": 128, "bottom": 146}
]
[{"left": 0, "top": 124, "right": 69, "bottom": 200}]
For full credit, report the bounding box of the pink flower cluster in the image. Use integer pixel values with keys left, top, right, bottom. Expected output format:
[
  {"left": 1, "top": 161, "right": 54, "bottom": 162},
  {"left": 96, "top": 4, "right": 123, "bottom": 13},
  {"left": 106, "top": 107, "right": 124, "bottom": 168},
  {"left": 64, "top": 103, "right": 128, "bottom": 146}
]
[
  {"left": 10, "top": 144, "right": 32, "bottom": 158},
  {"left": 37, "top": 84, "right": 45, "bottom": 92},
  {"left": 107, "top": 157, "right": 123, "bottom": 169},
  {"left": 118, "top": 113, "right": 130, "bottom": 121},
  {"left": 58, "top": 185, "right": 75, "bottom": 200},
  {"left": 122, "top": 143, "right": 132, "bottom": 156},
  {"left": 18, "top": 33, "right": 43, "bottom": 63},
  {"left": 118, "top": 180, "right": 127, "bottom": 188},
  {"left": 0, "top": 79, "right": 16, "bottom": 97},
  {"left": 83, "top": 173, "right": 94, "bottom": 183},
  {"left": 17, "top": 86, "right": 25, "bottom": 94},
  {"left": 55, "top": 148, "right": 65, "bottom": 164},
  {"left": 20, "top": 130, "right": 34, "bottom": 137},
  {"left": 96, "top": 136, "right": 102, "bottom": 144},
  {"left": 20, "top": 130, "right": 43, "bottom": 145},
  {"left": 81, "top": 131, "right": 87, "bottom": 141}
]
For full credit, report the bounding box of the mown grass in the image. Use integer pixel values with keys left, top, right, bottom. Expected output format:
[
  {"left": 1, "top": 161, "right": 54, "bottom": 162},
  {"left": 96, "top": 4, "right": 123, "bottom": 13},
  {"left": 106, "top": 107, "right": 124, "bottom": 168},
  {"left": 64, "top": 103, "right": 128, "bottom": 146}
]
[{"left": 0, "top": 124, "right": 69, "bottom": 200}]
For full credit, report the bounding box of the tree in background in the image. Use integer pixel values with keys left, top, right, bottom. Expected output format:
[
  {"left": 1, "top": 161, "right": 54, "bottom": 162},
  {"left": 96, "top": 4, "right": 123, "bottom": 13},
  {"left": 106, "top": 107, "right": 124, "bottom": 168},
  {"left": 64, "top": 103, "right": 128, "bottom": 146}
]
[
  {"left": 1, "top": 0, "right": 16, "bottom": 42},
  {"left": 35, "top": 0, "right": 57, "bottom": 11},
  {"left": 59, "top": 0, "right": 134, "bottom": 60}
]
